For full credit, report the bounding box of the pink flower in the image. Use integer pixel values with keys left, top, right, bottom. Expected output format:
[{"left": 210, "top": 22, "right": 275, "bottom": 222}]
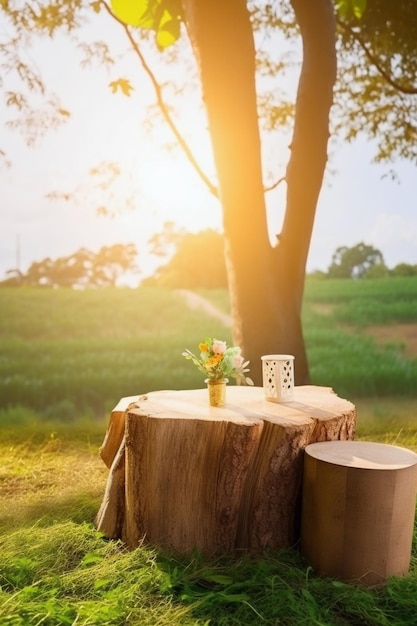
[
  {"left": 233, "top": 354, "right": 244, "bottom": 369},
  {"left": 212, "top": 339, "right": 227, "bottom": 354}
]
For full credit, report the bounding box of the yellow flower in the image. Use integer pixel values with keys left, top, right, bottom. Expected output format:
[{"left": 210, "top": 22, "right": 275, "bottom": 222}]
[
  {"left": 199, "top": 343, "right": 209, "bottom": 352},
  {"left": 206, "top": 354, "right": 223, "bottom": 368}
]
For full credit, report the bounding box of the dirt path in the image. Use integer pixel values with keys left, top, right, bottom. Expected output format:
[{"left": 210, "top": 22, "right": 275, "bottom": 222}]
[
  {"left": 176, "top": 290, "right": 232, "bottom": 327},
  {"left": 364, "top": 323, "right": 417, "bottom": 359}
]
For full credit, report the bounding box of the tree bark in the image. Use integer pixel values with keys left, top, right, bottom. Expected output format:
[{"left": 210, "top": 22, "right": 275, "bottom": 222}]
[
  {"left": 182, "top": 0, "right": 337, "bottom": 385},
  {"left": 274, "top": 0, "right": 337, "bottom": 373},
  {"left": 96, "top": 386, "right": 356, "bottom": 555}
]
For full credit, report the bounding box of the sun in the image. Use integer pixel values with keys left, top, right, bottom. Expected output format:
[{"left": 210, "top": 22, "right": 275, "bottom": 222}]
[{"left": 137, "top": 153, "right": 222, "bottom": 234}]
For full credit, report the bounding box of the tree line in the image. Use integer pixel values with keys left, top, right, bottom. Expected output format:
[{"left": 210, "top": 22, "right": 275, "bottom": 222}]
[
  {"left": 1, "top": 243, "right": 139, "bottom": 288},
  {"left": 1, "top": 231, "right": 416, "bottom": 289}
]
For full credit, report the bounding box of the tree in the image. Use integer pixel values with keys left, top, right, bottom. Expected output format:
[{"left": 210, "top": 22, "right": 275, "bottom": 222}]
[
  {"left": 327, "top": 242, "right": 385, "bottom": 278},
  {"left": 1, "top": 243, "right": 139, "bottom": 288},
  {"left": 364, "top": 262, "right": 388, "bottom": 279},
  {"left": 390, "top": 263, "right": 417, "bottom": 278},
  {"left": 167, "top": 0, "right": 336, "bottom": 383},
  {"left": 145, "top": 228, "right": 228, "bottom": 288}
]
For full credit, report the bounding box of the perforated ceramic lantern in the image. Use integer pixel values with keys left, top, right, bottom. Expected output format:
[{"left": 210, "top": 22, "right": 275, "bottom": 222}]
[{"left": 261, "top": 354, "right": 295, "bottom": 402}]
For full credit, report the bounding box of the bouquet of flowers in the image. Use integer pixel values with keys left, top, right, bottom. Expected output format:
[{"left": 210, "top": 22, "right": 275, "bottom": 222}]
[{"left": 183, "top": 338, "right": 253, "bottom": 385}]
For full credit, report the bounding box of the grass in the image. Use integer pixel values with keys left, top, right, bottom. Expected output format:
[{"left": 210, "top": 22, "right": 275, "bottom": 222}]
[
  {"left": 0, "top": 287, "right": 232, "bottom": 417},
  {"left": 1, "top": 279, "right": 417, "bottom": 624},
  {"left": 1, "top": 280, "right": 417, "bottom": 419},
  {"left": 302, "top": 278, "right": 417, "bottom": 397},
  {"left": 0, "top": 418, "right": 416, "bottom": 624}
]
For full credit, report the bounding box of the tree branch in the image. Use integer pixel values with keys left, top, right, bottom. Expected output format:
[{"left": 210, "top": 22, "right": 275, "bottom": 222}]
[
  {"left": 264, "top": 175, "right": 286, "bottom": 193},
  {"left": 101, "top": 0, "right": 219, "bottom": 198},
  {"left": 337, "top": 18, "right": 417, "bottom": 95}
]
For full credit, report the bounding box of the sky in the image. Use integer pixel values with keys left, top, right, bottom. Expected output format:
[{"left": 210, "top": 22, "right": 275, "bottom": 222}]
[{"left": 1, "top": 7, "right": 416, "bottom": 285}]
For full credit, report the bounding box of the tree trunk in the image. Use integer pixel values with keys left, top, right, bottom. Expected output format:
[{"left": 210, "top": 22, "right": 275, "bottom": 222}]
[
  {"left": 96, "top": 386, "right": 356, "bottom": 555},
  {"left": 182, "top": 0, "right": 336, "bottom": 385},
  {"left": 274, "top": 0, "right": 337, "bottom": 364}
]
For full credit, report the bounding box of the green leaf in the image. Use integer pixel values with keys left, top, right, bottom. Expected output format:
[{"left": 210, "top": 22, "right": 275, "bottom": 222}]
[
  {"left": 81, "top": 552, "right": 104, "bottom": 567},
  {"left": 335, "top": 0, "right": 350, "bottom": 19},
  {"left": 353, "top": 0, "right": 367, "bottom": 19},
  {"left": 218, "top": 592, "right": 250, "bottom": 603},
  {"left": 156, "top": 14, "right": 181, "bottom": 50},
  {"left": 110, "top": 0, "right": 149, "bottom": 27},
  {"left": 202, "top": 574, "right": 234, "bottom": 586},
  {"left": 336, "top": 0, "right": 367, "bottom": 19},
  {"left": 94, "top": 578, "right": 111, "bottom": 590},
  {"left": 21, "top": 585, "right": 40, "bottom": 598},
  {"left": 110, "top": 0, "right": 182, "bottom": 48}
]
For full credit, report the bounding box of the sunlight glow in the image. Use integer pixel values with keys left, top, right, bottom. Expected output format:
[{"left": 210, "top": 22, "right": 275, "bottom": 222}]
[{"left": 136, "top": 155, "right": 221, "bottom": 233}]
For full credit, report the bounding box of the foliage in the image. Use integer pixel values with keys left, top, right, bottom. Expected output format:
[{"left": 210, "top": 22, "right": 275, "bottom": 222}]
[
  {"left": 256, "top": 0, "right": 417, "bottom": 168},
  {"left": 390, "top": 263, "right": 417, "bottom": 278},
  {"left": 183, "top": 338, "right": 253, "bottom": 385},
  {"left": 365, "top": 263, "right": 389, "bottom": 279},
  {"left": 1, "top": 243, "right": 139, "bottom": 288},
  {"left": 111, "top": 0, "right": 184, "bottom": 49},
  {"left": 147, "top": 232, "right": 417, "bottom": 286},
  {"left": 336, "top": 0, "right": 367, "bottom": 20},
  {"left": 327, "top": 242, "right": 385, "bottom": 278},
  {"left": 144, "top": 228, "right": 228, "bottom": 289},
  {"left": 2, "top": 0, "right": 416, "bottom": 171},
  {"left": 333, "top": 0, "right": 417, "bottom": 165}
]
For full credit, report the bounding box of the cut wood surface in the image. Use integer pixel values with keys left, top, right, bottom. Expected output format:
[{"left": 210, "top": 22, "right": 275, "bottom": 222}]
[{"left": 96, "top": 385, "right": 356, "bottom": 555}]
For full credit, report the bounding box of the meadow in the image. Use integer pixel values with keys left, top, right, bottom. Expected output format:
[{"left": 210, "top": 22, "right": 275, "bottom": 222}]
[{"left": 1, "top": 278, "right": 417, "bottom": 624}]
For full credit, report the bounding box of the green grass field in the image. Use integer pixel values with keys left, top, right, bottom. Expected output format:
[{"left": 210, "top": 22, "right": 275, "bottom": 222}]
[
  {"left": 1, "top": 280, "right": 417, "bottom": 624},
  {"left": 1, "top": 278, "right": 417, "bottom": 420}
]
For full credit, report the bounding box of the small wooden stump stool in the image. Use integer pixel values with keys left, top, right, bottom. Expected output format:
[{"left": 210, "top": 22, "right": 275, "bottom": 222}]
[{"left": 301, "top": 440, "right": 417, "bottom": 586}]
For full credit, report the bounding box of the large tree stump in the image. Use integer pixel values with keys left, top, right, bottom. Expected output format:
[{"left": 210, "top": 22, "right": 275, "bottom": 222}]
[{"left": 96, "top": 385, "right": 356, "bottom": 555}]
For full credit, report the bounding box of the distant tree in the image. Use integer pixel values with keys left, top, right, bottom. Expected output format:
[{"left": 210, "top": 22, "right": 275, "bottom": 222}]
[
  {"left": 364, "top": 263, "right": 389, "bottom": 279},
  {"left": 1, "top": 268, "right": 24, "bottom": 287},
  {"left": 390, "top": 263, "right": 417, "bottom": 278},
  {"left": 327, "top": 242, "right": 385, "bottom": 278},
  {"left": 147, "top": 221, "right": 187, "bottom": 260},
  {"left": 0, "top": 243, "right": 139, "bottom": 288},
  {"left": 144, "top": 229, "right": 227, "bottom": 289},
  {"left": 92, "top": 243, "right": 139, "bottom": 286}
]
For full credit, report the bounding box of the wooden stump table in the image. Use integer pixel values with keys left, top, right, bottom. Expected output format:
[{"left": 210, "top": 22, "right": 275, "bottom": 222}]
[{"left": 96, "top": 385, "right": 356, "bottom": 555}]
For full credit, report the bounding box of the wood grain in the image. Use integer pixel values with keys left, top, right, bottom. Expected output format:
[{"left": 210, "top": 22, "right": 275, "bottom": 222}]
[{"left": 97, "top": 385, "right": 356, "bottom": 555}]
